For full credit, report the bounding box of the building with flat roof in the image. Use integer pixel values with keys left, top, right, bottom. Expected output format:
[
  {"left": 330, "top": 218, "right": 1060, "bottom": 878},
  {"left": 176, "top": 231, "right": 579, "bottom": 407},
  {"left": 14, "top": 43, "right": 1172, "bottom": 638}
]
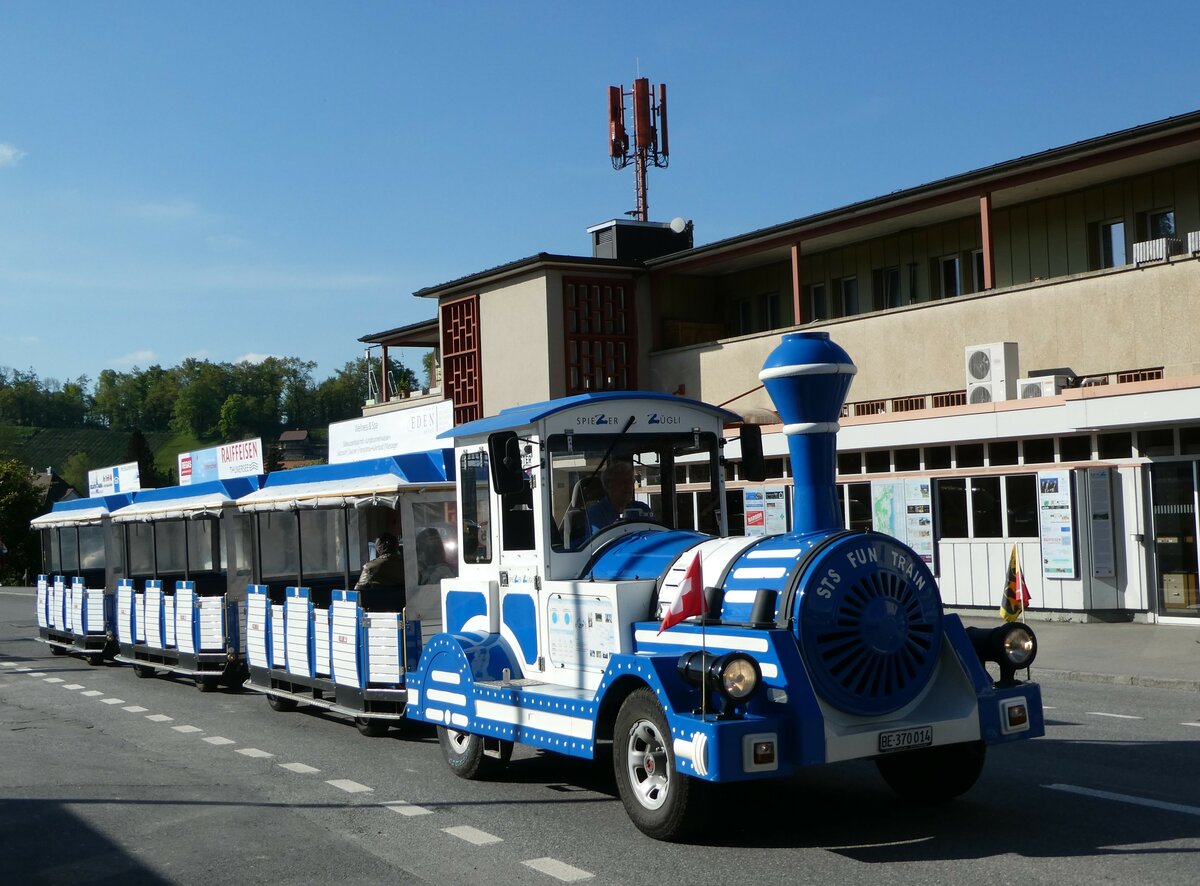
[{"left": 365, "top": 109, "right": 1200, "bottom": 625}]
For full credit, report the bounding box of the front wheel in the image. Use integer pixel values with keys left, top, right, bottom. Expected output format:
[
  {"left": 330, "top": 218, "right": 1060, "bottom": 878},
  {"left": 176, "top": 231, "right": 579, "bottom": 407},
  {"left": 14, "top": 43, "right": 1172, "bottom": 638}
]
[
  {"left": 437, "top": 726, "right": 513, "bottom": 779},
  {"left": 875, "top": 741, "right": 987, "bottom": 803},
  {"left": 613, "top": 687, "right": 704, "bottom": 841}
]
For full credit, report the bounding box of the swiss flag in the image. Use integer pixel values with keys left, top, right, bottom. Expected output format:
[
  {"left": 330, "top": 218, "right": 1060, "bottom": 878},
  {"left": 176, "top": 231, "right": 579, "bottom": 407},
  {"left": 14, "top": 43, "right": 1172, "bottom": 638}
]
[{"left": 659, "top": 550, "right": 707, "bottom": 633}]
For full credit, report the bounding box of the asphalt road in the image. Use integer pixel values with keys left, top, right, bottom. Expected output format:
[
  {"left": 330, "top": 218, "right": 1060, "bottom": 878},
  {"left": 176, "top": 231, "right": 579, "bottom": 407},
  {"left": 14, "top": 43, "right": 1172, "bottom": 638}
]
[{"left": 2, "top": 588, "right": 1198, "bottom": 885}]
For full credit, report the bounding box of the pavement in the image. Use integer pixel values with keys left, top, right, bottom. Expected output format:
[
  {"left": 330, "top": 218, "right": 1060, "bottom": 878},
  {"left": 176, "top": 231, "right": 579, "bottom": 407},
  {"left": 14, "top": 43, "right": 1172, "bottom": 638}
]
[{"left": 3, "top": 585, "right": 1197, "bottom": 693}]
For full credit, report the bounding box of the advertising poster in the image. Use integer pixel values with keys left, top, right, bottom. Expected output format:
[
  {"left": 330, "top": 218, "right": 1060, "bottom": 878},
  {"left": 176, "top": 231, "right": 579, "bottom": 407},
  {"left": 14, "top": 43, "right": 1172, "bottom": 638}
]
[
  {"left": 1087, "top": 468, "right": 1116, "bottom": 579},
  {"left": 1037, "top": 469, "right": 1078, "bottom": 579},
  {"left": 871, "top": 481, "right": 904, "bottom": 539},
  {"left": 763, "top": 485, "right": 788, "bottom": 534},
  {"left": 178, "top": 438, "right": 263, "bottom": 485},
  {"left": 328, "top": 400, "right": 454, "bottom": 464},
  {"left": 88, "top": 462, "right": 141, "bottom": 497},
  {"left": 902, "top": 478, "right": 935, "bottom": 566},
  {"left": 744, "top": 487, "right": 766, "bottom": 536}
]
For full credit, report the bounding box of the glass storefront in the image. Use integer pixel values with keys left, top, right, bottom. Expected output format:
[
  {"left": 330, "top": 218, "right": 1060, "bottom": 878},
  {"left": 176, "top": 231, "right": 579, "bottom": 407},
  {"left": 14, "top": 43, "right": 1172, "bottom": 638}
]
[{"left": 1149, "top": 461, "right": 1199, "bottom": 618}]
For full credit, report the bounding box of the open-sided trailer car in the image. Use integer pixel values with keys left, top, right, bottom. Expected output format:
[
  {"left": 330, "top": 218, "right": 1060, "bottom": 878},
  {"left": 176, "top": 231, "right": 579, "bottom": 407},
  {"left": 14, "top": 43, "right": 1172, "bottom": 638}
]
[
  {"left": 111, "top": 478, "right": 261, "bottom": 691},
  {"left": 31, "top": 493, "right": 132, "bottom": 664},
  {"left": 236, "top": 452, "right": 456, "bottom": 735}
]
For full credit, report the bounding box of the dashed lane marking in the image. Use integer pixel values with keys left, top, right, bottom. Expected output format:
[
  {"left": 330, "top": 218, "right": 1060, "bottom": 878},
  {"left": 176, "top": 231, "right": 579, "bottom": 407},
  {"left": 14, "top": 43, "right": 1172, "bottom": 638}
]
[
  {"left": 204, "top": 737, "right": 236, "bottom": 746},
  {"left": 0, "top": 662, "right": 16, "bottom": 667},
  {"left": 100, "top": 698, "right": 125, "bottom": 705},
  {"left": 237, "top": 748, "right": 274, "bottom": 758},
  {"left": 278, "top": 762, "right": 321, "bottom": 774},
  {"left": 1044, "top": 783, "right": 1200, "bottom": 817},
  {"left": 43, "top": 677, "right": 64, "bottom": 683},
  {"left": 13, "top": 667, "right": 31, "bottom": 672},
  {"left": 172, "top": 725, "right": 203, "bottom": 733},
  {"left": 62, "top": 684, "right": 84, "bottom": 690},
  {"left": 80, "top": 690, "right": 103, "bottom": 697},
  {"left": 1086, "top": 711, "right": 1143, "bottom": 720},
  {"left": 146, "top": 714, "right": 174, "bottom": 723},
  {"left": 326, "top": 779, "right": 372, "bottom": 794},
  {"left": 385, "top": 801, "right": 433, "bottom": 817},
  {"left": 521, "top": 858, "right": 594, "bottom": 882},
  {"left": 122, "top": 706, "right": 148, "bottom": 713},
  {"left": 443, "top": 825, "right": 502, "bottom": 846},
  {"left": 27, "top": 672, "right": 47, "bottom": 677},
  {"left": 1182, "top": 722, "right": 1200, "bottom": 728}
]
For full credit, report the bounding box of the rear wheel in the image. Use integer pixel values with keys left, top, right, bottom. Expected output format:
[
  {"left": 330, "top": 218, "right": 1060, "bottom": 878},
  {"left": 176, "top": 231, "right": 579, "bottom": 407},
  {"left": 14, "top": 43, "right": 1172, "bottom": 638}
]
[
  {"left": 49, "top": 645, "right": 67, "bottom": 656},
  {"left": 86, "top": 653, "right": 104, "bottom": 667},
  {"left": 613, "top": 687, "right": 704, "bottom": 841},
  {"left": 266, "top": 693, "right": 298, "bottom": 713},
  {"left": 437, "top": 726, "right": 513, "bottom": 779},
  {"left": 355, "top": 716, "right": 391, "bottom": 738},
  {"left": 876, "top": 741, "right": 987, "bottom": 803},
  {"left": 132, "top": 664, "right": 155, "bottom": 678},
  {"left": 195, "top": 676, "right": 220, "bottom": 693}
]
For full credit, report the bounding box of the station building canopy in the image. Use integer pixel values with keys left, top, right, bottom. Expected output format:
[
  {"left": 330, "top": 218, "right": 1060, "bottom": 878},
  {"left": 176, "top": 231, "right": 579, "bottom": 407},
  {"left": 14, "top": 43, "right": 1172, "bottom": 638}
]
[
  {"left": 30, "top": 493, "right": 134, "bottom": 529},
  {"left": 235, "top": 452, "right": 454, "bottom": 512},
  {"left": 111, "top": 478, "right": 262, "bottom": 523}
]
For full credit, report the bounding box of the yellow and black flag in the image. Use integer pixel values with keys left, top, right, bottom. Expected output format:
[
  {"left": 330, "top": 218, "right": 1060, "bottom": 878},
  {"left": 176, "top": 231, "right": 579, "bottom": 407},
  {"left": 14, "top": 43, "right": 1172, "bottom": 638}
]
[{"left": 999, "top": 544, "right": 1032, "bottom": 622}]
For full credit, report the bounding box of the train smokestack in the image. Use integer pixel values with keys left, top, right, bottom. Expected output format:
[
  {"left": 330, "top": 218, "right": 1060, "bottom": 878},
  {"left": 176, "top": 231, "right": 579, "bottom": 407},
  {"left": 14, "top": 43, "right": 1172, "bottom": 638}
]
[{"left": 759, "top": 332, "right": 856, "bottom": 534}]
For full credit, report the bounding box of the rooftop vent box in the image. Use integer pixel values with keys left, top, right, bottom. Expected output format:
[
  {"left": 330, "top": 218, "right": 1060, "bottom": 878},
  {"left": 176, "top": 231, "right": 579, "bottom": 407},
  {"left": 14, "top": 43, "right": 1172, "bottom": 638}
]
[{"left": 588, "top": 218, "right": 693, "bottom": 261}]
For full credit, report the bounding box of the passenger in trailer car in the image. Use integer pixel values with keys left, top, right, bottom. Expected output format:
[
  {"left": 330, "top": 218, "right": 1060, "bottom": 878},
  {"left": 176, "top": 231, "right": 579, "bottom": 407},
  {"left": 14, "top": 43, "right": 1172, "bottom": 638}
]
[
  {"left": 585, "top": 460, "right": 650, "bottom": 530},
  {"left": 355, "top": 532, "right": 406, "bottom": 605}
]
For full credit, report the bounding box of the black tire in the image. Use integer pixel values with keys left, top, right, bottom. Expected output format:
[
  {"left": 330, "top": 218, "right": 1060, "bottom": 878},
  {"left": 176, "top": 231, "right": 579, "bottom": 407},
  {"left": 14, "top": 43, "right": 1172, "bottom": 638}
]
[
  {"left": 876, "top": 740, "right": 987, "bottom": 803},
  {"left": 132, "top": 664, "right": 155, "bottom": 678},
  {"left": 86, "top": 653, "right": 104, "bottom": 667},
  {"left": 355, "top": 716, "right": 390, "bottom": 738},
  {"left": 613, "top": 687, "right": 704, "bottom": 841},
  {"left": 437, "top": 726, "right": 513, "bottom": 779},
  {"left": 266, "top": 693, "right": 298, "bottom": 713},
  {"left": 195, "top": 676, "right": 220, "bottom": 693},
  {"left": 49, "top": 645, "right": 67, "bottom": 656}
]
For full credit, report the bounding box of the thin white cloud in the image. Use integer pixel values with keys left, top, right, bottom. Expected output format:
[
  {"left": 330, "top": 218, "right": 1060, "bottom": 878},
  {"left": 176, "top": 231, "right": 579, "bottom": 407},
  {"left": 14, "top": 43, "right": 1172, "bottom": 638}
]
[
  {"left": 112, "top": 349, "right": 158, "bottom": 366},
  {"left": 0, "top": 143, "right": 25, "bottom": 167},
  {"left": 132, "top": 200, "right": 200, "bottom": 221},
  {"left": 234, "top": 352, "right": 277, "bottom": 365}
]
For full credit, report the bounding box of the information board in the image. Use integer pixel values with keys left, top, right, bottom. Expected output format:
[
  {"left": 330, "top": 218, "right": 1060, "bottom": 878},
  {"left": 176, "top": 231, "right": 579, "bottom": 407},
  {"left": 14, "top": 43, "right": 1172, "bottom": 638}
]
[{"left": 1037, "top": 469, "right": 1078, "bottom": 580}]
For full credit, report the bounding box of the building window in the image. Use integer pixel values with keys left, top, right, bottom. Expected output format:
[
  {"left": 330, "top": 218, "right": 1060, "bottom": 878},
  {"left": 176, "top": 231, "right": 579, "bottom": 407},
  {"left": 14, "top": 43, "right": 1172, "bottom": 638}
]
[
  {"left": 564, "top": 277, "right": 637, "bottom": 394},
  {"left": 989, "top": 440, "right": 1019, "bottom": 466},
  {"left": 937, "top": 255, "right": 960, "bottom": 298},
  {"left": 441, "top": 294, "right": 483, "bottom": 425},
  {"left": 736, "top": 298, "right": 753, "bottom": 335},
  {"left": 925, "top": 445, "right": 952, "bottom": 470},
  {"left": 894, "top": 448, "right": 921, "bottom": 472},
  {"left": 874, "top": 267, "right": 901, "bottom": 309},
  {"left": 806, "top": 283, "right": 827, "bottom": 322},
  {"left": 1144, "top": 209, "right": 1176, "bottom": 240},
  {"left": 1098, "top": 431, "right": 1131, "bottom": 460},
  {"left": 1022, "top": 437, "right": 1055, "bottom": 465},
  {"left": 971, "top": 476, "right": 1003, "bottom": 537},
  {"left": 908, "top": 262, "right": 921, "bottom": 303},
  {"left": 1098, "top": 220, "right": 1126, "bottom": 268},
  {"left": 837, "top": 452, "right": 863, "bottom": 475},
  {"left": 1005, "top": 475, "right": 1038, "bottom": 537},
  {"left": 936, "top": 478, "right": 968, "bottom": 538},
  {"left": 846, "top": 482, "right": 872, "bottom": 531},
  {"left": 956, "top": 443, "right": 985, "bottom": 468},
  {"left": 764, "top": 293, "right": 781, "bottom": 330},
  {"left": 1059, "top": 435, "right": 1093, "bottom": 462},
  {"left": 837, "top": 277, "right": 859, "bottom": 316},
  {"left": 864, "top": 450, "right": 890, "bottom": 473},
  {"left": 972, "top": 249, "right": 986, "bottom": 292}
]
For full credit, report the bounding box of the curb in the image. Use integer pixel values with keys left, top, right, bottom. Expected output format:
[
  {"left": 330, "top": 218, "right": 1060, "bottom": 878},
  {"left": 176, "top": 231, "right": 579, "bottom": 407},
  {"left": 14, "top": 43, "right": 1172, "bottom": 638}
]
[{"left": 1035, "top": 667, "right": 1200, "bottom": 693}]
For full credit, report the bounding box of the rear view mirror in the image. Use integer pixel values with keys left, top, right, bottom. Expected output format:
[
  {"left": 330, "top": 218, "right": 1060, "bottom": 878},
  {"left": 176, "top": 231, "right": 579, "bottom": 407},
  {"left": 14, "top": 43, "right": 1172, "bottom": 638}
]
[
  {"left": 739, "top": 425, "right": 766, "bottom": 482},
  {"left": 487, "top": 431, "right": 526, "bottom": 495}
]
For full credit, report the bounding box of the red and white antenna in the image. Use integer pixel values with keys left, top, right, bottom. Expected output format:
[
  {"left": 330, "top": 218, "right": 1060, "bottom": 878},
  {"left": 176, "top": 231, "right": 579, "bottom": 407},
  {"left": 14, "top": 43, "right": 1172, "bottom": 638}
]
[{"left": 608, "top": 77, "right": 669, "bottom": 222}]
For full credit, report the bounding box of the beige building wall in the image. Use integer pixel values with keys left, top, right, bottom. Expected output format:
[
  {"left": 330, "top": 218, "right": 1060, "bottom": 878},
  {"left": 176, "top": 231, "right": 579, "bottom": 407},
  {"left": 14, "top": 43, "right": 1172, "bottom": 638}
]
[
  {"left": 649, "top": 257, "right": 1200, "bottom": 413},
  {"left": 477, "top": 273, "right": 553, "bottom": 414}
]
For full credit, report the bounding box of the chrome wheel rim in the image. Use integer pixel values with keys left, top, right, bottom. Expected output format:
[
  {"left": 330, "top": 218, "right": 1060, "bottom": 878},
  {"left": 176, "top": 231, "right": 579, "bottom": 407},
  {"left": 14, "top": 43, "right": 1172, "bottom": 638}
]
[
  {"left": 625, "top": 718, "right": 670, "bottom": 810},
  {"left": 446, "top": 728, "right": 470, "bottom": 755}
]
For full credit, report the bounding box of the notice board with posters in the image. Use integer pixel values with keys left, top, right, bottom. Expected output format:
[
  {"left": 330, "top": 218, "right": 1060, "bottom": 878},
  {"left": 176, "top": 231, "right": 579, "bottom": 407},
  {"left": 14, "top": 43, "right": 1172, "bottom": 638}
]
[
  {"left": 1037, "top": 469, "right": 1078, "bottom": 580},
  {"left": 870, "top": 479, "right": 935, "bottom": 569}
]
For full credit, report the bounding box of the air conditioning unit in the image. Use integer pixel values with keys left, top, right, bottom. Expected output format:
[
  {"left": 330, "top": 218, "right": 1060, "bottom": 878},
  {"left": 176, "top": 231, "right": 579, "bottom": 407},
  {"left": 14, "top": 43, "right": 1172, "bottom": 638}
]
[
  {"left": 1018, "top": 375, "right": 1069, "bottom": 399},
  {"left": 1132, "top": 237, "right": 1183, "bottom": 264},
  {"left": 1188, "top": 230, "right": 1200, "bottom": 255},
  {"left": 965, "top": 342, "right": 1018, "bottom": 403}
]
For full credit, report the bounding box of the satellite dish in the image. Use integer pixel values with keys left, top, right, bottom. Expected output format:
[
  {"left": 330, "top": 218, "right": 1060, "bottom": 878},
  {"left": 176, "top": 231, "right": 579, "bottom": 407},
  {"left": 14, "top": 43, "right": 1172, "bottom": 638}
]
[{"left": 669, "top": 216, "right": 687, "bottom": 233}]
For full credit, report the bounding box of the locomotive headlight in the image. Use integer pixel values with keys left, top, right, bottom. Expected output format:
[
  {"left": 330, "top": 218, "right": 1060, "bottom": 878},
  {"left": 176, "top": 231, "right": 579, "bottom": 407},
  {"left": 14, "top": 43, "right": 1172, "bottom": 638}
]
[
  {"left": 966, "top": 623, "right": 1038, "bottom": 688},
  {"left": 716, "top": 654, "right": 761, "bottom": 701}
]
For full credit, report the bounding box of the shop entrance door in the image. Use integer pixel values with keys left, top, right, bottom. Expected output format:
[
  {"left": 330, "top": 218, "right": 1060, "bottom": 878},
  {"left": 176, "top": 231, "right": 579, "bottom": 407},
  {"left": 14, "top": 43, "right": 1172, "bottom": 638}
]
[{"left": 1149, "top": 462, "right": 1199, "bottom": 617}]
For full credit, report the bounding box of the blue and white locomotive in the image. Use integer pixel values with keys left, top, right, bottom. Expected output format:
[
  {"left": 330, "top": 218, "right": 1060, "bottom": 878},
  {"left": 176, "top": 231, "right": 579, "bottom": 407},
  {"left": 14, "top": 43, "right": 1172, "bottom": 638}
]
[{"left": 407, "top": 331, "right": 1043, "bottom": 839}]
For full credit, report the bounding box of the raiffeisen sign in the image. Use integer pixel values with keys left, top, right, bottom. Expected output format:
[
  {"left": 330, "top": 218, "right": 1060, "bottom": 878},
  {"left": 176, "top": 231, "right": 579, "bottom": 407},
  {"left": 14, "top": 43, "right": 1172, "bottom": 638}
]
[{"left": 178, "top": 437, "right": 264, "bottom": 485}]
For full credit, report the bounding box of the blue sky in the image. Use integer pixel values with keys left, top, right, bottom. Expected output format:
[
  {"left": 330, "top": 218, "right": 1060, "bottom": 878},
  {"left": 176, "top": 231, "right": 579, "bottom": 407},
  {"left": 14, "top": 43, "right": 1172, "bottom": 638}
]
[{"left": 3, "top": 1, "right": 1199, "bottom": 387}]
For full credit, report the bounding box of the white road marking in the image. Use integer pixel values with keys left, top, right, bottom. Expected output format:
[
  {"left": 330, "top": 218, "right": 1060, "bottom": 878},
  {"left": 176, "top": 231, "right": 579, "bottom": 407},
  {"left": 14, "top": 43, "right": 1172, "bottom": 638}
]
[
  {"left": 101, "top": 698, "right": 125, "bottom": 705},
  {"left": 146, "top": 714, "right": 174, "bottom": 722},
  {"left": 1044, "top": 784, "right": 1200, "bottom": 817},
  {"left": 80, "top": 690, "right": 103, "bottom": 697},
  {"left": 237, "top": 748, "right": 274, "bottom": 758},
  {"left": 27, "top": 672, "right": 47, "bottom": 677},
  {"left": 0, "top": 662, "right": 16, "bottom": 667},
  {"left": 13, "top": 667, "right": 30, "bottom": 672},
  {"left": 1086, "top": 711, "right": 1142, "bottom": 720},
  {"left": 43, "top": 677, "right": 64, "bottom": 684},
  {"left": 62, "top": 683, "right": 84, "bottom": 690},
  {"left": 204, "top": 737, "right": 236, "bottom": 746},
  {"left": 278, "top": 762, "right": 320, "bottom": 774},
  {"left": 522, "top": 858, "right": 594, "bottom": 882},
  {"left": 443, "top": 825, "right": 502, "bottom": 846},
  {"left": 326, "top": 779, "right": 372, "bottom": 794},
  {"left": 1182, "top": 722, "right": 1200, "bottom": 729},
  {"left": 172, "top": 725, "right": 203, "bottom": 733},
  {"left": 385, "top": 801, "right": 433, "bottom": 817},
  {"left": 123, "top": 706, "right": 149, "bottom": 713}
]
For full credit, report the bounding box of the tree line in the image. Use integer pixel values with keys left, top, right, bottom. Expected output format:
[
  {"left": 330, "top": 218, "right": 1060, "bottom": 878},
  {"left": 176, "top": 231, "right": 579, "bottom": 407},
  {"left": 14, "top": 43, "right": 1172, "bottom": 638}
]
[{"left": 0, "top": 355, "right": 419, "bottom": 440}]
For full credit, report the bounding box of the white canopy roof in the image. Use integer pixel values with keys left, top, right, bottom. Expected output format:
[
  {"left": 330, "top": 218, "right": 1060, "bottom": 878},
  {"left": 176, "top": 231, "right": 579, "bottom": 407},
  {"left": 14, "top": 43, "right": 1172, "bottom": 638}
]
[
  {"left": 236, "top": 473, "right": 443, "bottom": 512},
  {"left": 30, "top": 506, "right": 111, "bottom": 529},
  {"left": 111, "top": 493, "right": 233, "bottom": 523}
]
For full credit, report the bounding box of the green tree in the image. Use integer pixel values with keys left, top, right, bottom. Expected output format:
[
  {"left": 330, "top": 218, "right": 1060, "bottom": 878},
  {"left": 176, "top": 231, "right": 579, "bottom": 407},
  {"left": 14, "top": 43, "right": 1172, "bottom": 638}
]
[
  {"left": 60, "top": 451, "right": 94, "bottom": 496},
  {"left": 172, "top": 359, "right": 231, "bottom": 438},
  {"left": 315, "top": 357, "right": 372, "bottom": 425},
  {"left": 422, "top": 351, "right": 438, "bottom": 389},
  {"left": 124, "top": 429, "right": 163, "bottom": 488},
  {"left": 0, "top": 459, "right": 45, "bottom": 582},
  {"left": 218, "top": 393, "right": 254, "bottom": 441}
]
